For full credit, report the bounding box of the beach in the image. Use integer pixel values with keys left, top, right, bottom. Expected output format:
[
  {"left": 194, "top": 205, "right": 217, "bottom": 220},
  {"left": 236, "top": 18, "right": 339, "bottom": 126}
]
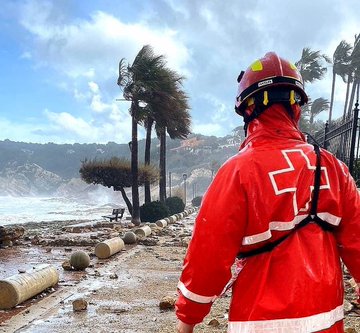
[{"left": 0, "top": 213, "right": 359, "bottom": 332}]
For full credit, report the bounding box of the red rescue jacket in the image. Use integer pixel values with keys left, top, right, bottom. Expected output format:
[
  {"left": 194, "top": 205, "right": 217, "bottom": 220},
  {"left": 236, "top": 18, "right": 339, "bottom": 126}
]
[{"left": 176, "top": 105, "right": 360, "bottom": 333}]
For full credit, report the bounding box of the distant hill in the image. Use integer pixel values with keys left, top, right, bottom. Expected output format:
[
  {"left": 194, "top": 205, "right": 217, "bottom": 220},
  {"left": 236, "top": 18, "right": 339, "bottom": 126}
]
[{"left": 0, "top": 128, "right": 245, "bottom": 197}]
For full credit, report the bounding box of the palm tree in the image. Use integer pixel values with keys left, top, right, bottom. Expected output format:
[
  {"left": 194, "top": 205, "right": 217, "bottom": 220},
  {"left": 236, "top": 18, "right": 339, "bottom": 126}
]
[
  {"left": 155, "top": 89, "right": 191, "bottom": 203},
  {"left": 344, "top": 34, "right": 360, "bottom": 119},
  {"left": 309, "top": 98, "right": 329, "bottom": 124},
  {"left": 328, "top": 40, "right": 352, "bottom": 124},
  {"left": 117, "top": 45, "right": 167, "bottom": 225},
  {"left": 142, "top": 66, "right": 187, "bottom": 204},
  {"left": 295, "top": 47, "right": 331, "bottom": 87}
]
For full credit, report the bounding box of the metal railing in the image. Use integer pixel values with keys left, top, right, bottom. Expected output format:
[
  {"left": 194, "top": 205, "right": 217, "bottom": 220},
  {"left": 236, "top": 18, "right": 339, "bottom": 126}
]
[{"left": 313, "top": 102, "right": 359, "bottom": 183}]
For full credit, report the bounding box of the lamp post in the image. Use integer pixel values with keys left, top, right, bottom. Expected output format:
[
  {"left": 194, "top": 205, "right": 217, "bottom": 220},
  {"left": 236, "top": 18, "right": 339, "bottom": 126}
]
[
  {"left": 183, "top": 173, "right": 187, "bottom": 205},
  {"left": 169, "top": 171, "right": 172, "bottom": 198}
]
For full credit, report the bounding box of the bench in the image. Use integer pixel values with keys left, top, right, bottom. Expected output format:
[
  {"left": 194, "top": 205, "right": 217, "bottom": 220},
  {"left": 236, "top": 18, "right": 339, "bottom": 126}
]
[{"left": 102, "top": 208, "right": 125, "bottom": 222}]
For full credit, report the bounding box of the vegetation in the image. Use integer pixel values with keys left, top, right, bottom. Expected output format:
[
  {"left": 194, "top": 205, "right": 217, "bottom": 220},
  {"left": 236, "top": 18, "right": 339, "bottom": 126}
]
[
  {"left": 117, "top": 45, "right": 191, "bottom": 223},
  {"left": 165, "top": 196, "right": 185, "bottom": 215},
  {"left": 79, "top": 157, "right": 159, "bottom": 218},
  {"left": 295, "top": 48, "right": 330, "bottom": 87},
  {"left": 299, "top": 97, "right": 330, "bottom": 134},
  {"left": 191, "top": 196, "right": 203, "bottom": 207},
  {"left": 329, "top": 40, "right": 352, "bottom": 124},
  {"left": 140, "top": 200, "right": 170, "bottom": 223}
]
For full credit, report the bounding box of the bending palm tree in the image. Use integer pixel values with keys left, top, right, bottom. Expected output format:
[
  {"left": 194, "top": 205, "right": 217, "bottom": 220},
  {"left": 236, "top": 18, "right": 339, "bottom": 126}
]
[
  {"left": 295, "top": 47, "right": 330, "bottom": 88},
  {"left": 344, "top": 34, "right": 360, "bottom": 119},
  {"left": 329, "top": 40, "right": 352, "bottom": 124},
  {"left": 117, "top": 45, "right": 168, "bottom": 225},
  {"left": 309, "top": 98, "right": 329, "bottom": 125},
  {"left": 155, "top": 89, "right": 191, "bottom": 203},
  {"left": 143, "top": 66, "right": 188, "bottom": 203}
]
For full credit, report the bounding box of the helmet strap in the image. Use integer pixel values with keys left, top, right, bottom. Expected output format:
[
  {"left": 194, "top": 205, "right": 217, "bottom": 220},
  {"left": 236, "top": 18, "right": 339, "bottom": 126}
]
[
  {"left": 243, "top": 102, "right": 295, "bottom": 136},
  {"left": 243, "top": 104, "right": 267, "bottom": 135}
]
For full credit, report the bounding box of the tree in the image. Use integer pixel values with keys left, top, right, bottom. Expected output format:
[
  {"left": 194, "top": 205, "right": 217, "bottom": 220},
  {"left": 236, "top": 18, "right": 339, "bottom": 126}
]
[
  {"left": 295, "top": 47, "right": 330, "bottom": 87},
  {"left": 344, "top": 34, "right": 360, "bottom": 119},
  {"left": 309, "top": 98, "right": 329, "bottom": 125},
  {"left": 117, "top": 45, "right": 167, "bottom": 225},
  {"left": 142, "top": 65, "right": 189, "bottom": 204},
  {"left": 328, "top": 40, "right": 352, "bottom": 124},
  {"left": 155, "top": 88, "right": 191, "bottom": 202},
  {"left": 79, "top": 157, "right": 159, "bottom": 215},
  {"left": 299, "top": 97, "right": 327, "bottom": 135}
]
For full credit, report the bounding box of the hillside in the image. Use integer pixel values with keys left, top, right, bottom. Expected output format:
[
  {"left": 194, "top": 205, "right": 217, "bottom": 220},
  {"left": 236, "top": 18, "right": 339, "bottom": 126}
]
[{"left": 0, "top": 128, "right": 244, "bottom": 198}]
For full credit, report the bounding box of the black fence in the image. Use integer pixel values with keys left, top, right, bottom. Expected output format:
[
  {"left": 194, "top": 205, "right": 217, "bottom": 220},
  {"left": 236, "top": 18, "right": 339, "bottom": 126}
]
[{"left": 313, "top": 102, "right": 360, "bottom": 184}]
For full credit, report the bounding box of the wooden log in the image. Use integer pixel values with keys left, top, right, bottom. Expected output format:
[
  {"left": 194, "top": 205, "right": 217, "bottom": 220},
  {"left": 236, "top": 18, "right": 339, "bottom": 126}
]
[
  {"left": 95, "top": 237, "right": 124, "bottom": 259},
  {"left": 0, "top": 264, "right": 59, "bottom": 309},
  {"left": 134, "top": 225, "right": 151, "bottom": 237},
  {"left": 155, "top": 219, "right": 168, "bottom": 228}
]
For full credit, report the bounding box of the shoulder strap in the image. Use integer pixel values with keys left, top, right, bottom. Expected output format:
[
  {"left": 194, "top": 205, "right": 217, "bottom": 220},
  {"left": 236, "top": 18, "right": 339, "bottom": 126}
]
[
  {"left": 310, "top": 144, "right": 321, "bottom": 217},
  {"left": 237, "top": 144, "right": 327, "bottom": 259}
]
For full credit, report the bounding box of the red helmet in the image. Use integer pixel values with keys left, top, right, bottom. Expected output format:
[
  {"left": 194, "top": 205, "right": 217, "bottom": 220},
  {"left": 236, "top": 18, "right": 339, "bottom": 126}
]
[{"left": 235, "top": 52, "right": 308, "bottom": 115}]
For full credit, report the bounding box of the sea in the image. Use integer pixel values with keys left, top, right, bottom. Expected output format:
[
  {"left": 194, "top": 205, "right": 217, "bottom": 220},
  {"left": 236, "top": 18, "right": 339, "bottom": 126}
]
[{"left": 0, "top": 191, "right": 127, "bottom": 226}]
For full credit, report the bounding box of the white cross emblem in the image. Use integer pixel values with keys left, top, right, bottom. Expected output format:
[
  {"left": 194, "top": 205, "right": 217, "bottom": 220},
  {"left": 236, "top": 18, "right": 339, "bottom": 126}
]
[{"left": 268, "top": 149, "right": 330, "bottom": 215}]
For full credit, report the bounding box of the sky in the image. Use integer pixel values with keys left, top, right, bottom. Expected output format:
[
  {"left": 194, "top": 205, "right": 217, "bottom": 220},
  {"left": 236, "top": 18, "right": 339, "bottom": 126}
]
[{"left": 0, "top": 0, "right": 359, "bottom": 144}]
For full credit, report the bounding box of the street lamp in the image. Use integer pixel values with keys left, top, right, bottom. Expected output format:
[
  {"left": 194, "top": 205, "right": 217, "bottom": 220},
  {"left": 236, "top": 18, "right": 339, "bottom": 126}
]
[
  {"left": 169, "top": 171, "right": 172, "bottom": 197},
  {"left": 192, "top": 182, "right": 197, "bottom": 199},
  {"left": 183, "top": 173, "right": 187, "bottom": 205}
]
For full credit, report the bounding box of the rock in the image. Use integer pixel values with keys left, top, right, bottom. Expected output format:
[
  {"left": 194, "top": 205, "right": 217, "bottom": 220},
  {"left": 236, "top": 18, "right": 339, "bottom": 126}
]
[
  {"left": 109, "top": 273, "right": 118, "bottom": 279},
  {"left": 62, "top": 260, "right": 73, "bottom": 271},
  {"left": 344, "top": 299, "right": 353, "bottom": 313},
  {"left": 344, "top": 328, "right": 357, "bottom": 333},
  {"left": 70, "top": 251, "right": 90, "bottom": 270},
  {"left": 159, "top": 296, "right": 176, "bottom": 310},
  {"left": 122, "top": 231, "right": 137, "bottom": 244},
  {"left": 72, "top": 298, "right": 88, "bottom": 312},
  {"left": 2, "top": 240, "right": 13, "bottom": 247},
  {"left": 0, "top": 226, "right": 25, "bottom": 246},
  {"left": 139, "top": 238, "right": 159, "bottom": 246},
  {"left": 208, "top": 318, "right": 220, "bottom": 327}
]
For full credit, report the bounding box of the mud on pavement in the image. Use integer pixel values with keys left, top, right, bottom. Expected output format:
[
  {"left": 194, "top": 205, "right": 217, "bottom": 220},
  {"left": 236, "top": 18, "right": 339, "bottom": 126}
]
[{"left": 0, "top": 213, "right": 359, "bottom": 333}]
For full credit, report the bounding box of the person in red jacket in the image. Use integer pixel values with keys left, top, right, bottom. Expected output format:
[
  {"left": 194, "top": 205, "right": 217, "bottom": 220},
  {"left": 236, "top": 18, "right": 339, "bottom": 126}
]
[{"left": 176, "top": 52, "right": 360, "bottom": 333}]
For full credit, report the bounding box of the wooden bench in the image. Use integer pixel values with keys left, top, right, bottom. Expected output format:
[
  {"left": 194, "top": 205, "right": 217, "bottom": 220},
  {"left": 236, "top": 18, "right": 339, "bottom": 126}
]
[{"left": 102, "top": 208, "right": 125, "bottom": 222}]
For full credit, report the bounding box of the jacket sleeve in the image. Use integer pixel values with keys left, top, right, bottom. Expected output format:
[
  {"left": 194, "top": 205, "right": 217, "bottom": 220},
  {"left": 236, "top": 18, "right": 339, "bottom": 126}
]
[
  {"left": 334, "top": 168, "right": 360, "bottom": 283},
  {"left": 175, "top": 158, "right": 247, "bottom": 325}
]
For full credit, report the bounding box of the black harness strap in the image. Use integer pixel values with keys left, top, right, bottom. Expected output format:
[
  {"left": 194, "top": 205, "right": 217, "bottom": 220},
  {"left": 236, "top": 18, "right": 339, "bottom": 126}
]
[{"left": 237, "top": 145, "right": 333, "bottom": 259}]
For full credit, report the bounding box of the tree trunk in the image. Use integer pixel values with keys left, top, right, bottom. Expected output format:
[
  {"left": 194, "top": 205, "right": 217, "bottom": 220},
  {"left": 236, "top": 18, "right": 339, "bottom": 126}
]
[
  {"left": 343, "top": 77, "right": 352, "bottom": 121},
  {"left": 131, "top": 101, "right": 141, "bottom": 226},
  {"left": 116, "top": 187, "right": 133, "bottom": 216},
  {"left": 347, "top": 80, "right": 357, "bottom": 118},
  {"left": 328, "top": 71, "right": 336, "bottom": 125},
  {"left": 159, "top": 128, "right": 167, "bottom": 202},
  {"left": 144, "top": 117, "right": 153, "bottom": 204}
]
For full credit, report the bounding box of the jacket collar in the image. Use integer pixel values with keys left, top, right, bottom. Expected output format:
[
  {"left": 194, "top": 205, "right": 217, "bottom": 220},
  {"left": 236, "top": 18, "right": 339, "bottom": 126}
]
[{"left": 240, "top": 104, "right": 306, "bottom": 150}]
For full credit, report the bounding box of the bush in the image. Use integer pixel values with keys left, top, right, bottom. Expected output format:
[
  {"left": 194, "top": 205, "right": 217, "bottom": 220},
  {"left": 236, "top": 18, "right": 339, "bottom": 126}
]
[
  {"left": 140, "top": 201, "right": 170, "bottom": 223},
  {"left": 165, "top": 196, "right": 185, "bottom": 215},
  {"left": 191, "top": 196, "right": 203, "bottom": 207}
]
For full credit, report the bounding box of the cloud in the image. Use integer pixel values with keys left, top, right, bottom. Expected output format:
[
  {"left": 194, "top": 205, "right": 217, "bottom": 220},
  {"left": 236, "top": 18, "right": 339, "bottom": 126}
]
[
  {"left": 7, "top": 0, "right": 360, "bottom": 145},
  {"left": 18, "top": 1, "right": 191, "bottom": 80}
]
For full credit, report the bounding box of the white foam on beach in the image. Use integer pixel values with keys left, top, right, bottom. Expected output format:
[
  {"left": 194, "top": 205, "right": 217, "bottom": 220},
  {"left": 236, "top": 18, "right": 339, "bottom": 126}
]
[{"left": 0, "top": 195, "right": 125, "bottom": 226}]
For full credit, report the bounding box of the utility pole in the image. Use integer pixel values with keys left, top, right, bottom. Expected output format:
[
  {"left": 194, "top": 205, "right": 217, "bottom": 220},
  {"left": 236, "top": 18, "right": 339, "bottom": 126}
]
[{"left": 182, "top": 173, "right": 187, "bottom": 205}]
